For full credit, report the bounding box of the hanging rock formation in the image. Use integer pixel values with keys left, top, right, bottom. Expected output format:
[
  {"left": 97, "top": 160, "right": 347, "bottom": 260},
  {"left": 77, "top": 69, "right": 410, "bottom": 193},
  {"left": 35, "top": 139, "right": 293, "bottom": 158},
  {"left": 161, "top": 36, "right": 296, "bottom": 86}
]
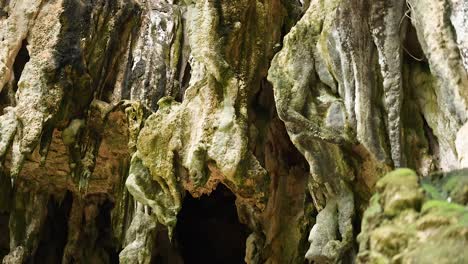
[{"left": 0, "top": 0, "right": 467, "bottom": 263}]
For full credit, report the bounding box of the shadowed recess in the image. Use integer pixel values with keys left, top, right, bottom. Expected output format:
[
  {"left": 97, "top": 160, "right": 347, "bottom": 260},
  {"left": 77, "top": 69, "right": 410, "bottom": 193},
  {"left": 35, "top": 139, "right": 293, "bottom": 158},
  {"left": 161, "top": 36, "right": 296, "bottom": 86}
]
[
  {"left": 33, "top": 191, "right": 72, "bottom": 263},
  {"left": 13, "top": 39, "right": 30, "bottom": 92},
  {"left": 176, "top": 185, "right": 249, "bottom": 264}
]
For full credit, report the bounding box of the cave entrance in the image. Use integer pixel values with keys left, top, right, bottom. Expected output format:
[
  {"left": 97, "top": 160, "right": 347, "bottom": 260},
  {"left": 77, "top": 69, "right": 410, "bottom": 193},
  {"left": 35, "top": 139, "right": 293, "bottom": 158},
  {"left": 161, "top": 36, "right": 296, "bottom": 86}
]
[
  {"left": 33, "top": 191, "right": 73, "bottom": 263},
  {"left": 176, "top": 184, "right": 249, "bottom": 264},
  {"left": 13, "top": 39, "right": 30, "bottom": 91}
]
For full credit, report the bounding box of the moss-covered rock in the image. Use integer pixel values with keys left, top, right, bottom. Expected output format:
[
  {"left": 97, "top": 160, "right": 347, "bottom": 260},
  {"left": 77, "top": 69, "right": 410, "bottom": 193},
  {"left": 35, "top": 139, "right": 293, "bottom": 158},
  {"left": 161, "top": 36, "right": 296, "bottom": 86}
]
[
  {"left": 1, "top": 0, "right": 468, "bottom": 263},
  {"left": 358, "top": 168, "right": 468, "bottom": 263}
]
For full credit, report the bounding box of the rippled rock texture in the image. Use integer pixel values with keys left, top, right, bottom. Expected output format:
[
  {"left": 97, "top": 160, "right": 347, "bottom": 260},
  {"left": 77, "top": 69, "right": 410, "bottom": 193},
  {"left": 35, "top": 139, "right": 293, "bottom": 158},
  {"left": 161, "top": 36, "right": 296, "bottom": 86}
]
[{"left": 0, "top": 0, "right": 467, "bottom": 263}]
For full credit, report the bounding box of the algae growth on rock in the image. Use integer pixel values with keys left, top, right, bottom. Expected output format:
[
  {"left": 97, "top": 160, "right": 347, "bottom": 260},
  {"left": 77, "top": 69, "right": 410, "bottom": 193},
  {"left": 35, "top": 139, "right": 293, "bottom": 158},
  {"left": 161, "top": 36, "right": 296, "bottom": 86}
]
[{"left": 0, "top": 0, "right": 467, "bottom": 263}]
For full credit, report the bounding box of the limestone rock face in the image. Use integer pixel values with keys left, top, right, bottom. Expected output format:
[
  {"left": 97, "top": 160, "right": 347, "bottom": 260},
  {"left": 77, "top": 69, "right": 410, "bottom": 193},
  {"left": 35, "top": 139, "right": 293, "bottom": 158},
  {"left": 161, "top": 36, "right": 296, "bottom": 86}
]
[{"left": 0, "top": 0, "right": 467, "bottom": 263}]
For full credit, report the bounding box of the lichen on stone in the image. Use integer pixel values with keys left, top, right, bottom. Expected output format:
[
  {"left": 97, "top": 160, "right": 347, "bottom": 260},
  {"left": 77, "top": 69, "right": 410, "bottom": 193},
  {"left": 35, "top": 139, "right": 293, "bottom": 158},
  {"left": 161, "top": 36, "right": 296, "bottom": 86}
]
[
  {"left": 357, "top": 168, "right": 468, "bottom": 263},
  {"left": 1, "top": 0, "right": 468, "bottom": 263}
]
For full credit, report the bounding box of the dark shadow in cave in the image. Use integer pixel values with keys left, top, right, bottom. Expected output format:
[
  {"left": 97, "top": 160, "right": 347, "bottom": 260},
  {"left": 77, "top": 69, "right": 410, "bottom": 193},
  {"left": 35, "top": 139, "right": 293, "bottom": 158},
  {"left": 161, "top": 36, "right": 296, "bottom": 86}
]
[
  {"left": 0, "top": 172, "right": 12, "bottom": 260},
  {"left": 0, "top": 39, "right": 29, "bottom": 112},
  {"left": 176, "top": 61, "right": 191, "bottom": 103},
  {"left": 0, "top": 212, "right": 9, "bottom": 260},
  {"left": 175, "top": 184, "right": 249, "bottom": 264},
  {"left": 151, "top": 226, "right": 183, "bottom": 264},
  {"left": 32, "top": 191, "right": 73, "bottom": 264},
  {"left": 13, "top": 39, "right": 30, "bottom": 92},
  {"left": 94, "top": 198, "right": 120, "bottom": 264}
]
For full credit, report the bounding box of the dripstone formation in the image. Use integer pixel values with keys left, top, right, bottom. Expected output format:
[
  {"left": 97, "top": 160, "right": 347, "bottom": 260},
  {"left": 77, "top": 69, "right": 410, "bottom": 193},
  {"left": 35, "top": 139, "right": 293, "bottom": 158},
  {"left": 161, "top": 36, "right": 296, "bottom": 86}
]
[{"left": 0, "top": 0, "right": 467, "bottom": 263}]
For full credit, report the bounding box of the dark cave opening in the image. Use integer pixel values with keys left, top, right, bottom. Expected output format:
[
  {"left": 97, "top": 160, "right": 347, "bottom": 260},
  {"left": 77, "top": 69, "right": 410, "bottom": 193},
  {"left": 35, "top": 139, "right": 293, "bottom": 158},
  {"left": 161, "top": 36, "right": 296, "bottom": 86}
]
[
  {"left": 33, "top": 191, "right": 73, "bottom": 264},
  {"left": 0, "top": 172, "right": 12, "bottom": 260},
  {"left": 0, "top": 39, "right": 29, "bottom": 112},
  {"left": 175, "top": 185, "right": 249, "bottom": 264},
  {"left": 13, "top": 39, "right": 30, "bottom": 91},
  {"left": 403, "top": 13, "right": 426, "bottom": 63},
  {"left": 94, "top": 198, "right": 120, "bottom": 264},
  {"left": 0, "top": 212, "right": 9, "bottom": 260},
  {"left": 176, "top": 61, "right": 191, "bottom": 102}
]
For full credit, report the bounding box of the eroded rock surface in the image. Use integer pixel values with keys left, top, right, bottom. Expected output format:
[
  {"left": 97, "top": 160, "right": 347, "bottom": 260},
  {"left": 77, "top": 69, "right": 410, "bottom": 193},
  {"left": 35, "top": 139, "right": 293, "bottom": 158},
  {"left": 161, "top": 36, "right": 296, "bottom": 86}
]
[{"left": 0, "top": 0, "right": 467, "bottom": 263}]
